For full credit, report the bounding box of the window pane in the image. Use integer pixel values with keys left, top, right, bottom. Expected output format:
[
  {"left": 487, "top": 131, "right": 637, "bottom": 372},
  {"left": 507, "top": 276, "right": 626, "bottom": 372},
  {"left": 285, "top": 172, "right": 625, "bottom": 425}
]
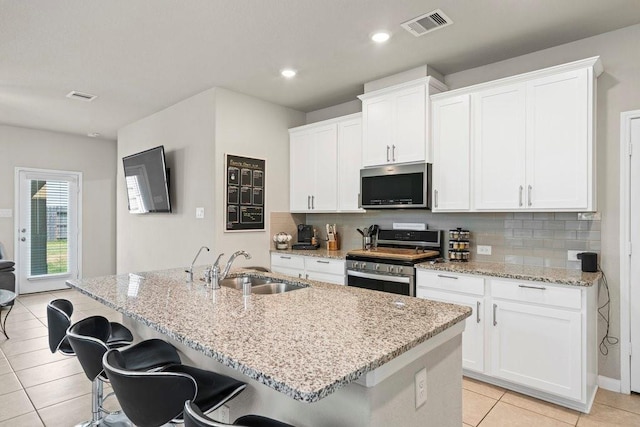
[{"left": 30, "top": 180, "right": 69, "bottom": 276}]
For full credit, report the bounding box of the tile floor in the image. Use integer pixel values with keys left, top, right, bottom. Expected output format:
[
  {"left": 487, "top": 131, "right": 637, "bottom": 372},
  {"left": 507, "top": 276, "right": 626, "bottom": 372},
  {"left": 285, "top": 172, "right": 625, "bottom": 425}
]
[{"left": 2, "top": 289, "right": 640, "bottom": 426}]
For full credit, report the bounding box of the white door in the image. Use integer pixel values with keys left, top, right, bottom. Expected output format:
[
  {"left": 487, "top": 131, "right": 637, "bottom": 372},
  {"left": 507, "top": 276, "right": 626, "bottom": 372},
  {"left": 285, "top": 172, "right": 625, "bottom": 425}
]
[
  {"left": 432, "top": 94, "right": 471, "bottom": 211},
  {"left": 311, "top": 124, "right": 338, "bottom": 211},
  {"left": 16, "top": 168, "right": 82, "bottom": 294},
  {"left": 525, "top": 69, "right": 589, "bottom": 209},
  {"left": 490, "top": 300, "right": 582, "bottom": 399},
  {"left": 394, "top": 85, "right": 426, "bottom": 164},
  {"left": 418, "top": 289, "right": 485, "bottom": 373},
  {"left": 337, "top": 117, "right": 362, "bottom": 211},
  {"left": 289, "top": 130, "right": 314, "bottom": 212},
  {"left": 474, "top": 84, "right": 527, "bottom": 210},
  {"left": 629, "top": 116, "right": 640, "bottom": 392},
  {"left": 362, "top": 95, "right": 393, "bottom": 167}
]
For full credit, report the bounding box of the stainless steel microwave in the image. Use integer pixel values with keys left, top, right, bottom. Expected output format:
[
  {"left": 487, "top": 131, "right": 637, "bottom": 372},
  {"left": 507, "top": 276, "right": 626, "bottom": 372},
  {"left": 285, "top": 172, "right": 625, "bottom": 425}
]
[{"left": 360, "top": 163, "right": 432, "bottom": 209}]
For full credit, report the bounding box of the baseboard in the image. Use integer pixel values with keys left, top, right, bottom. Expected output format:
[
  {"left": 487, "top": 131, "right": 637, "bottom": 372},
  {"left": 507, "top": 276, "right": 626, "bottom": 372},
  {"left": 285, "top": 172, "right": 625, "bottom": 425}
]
[{"left": 598, "top": 375, "right": 621, "bottom": 392}]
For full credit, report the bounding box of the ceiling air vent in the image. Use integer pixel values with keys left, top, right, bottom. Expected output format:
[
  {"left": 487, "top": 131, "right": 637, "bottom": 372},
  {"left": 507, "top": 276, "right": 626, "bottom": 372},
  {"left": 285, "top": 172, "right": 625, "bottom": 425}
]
[
  {"left": 401, "top": 9, "right": 452, "bottom": 37},
  {"left": 66, "top": 91, "right": 97, "bottom": 102}
]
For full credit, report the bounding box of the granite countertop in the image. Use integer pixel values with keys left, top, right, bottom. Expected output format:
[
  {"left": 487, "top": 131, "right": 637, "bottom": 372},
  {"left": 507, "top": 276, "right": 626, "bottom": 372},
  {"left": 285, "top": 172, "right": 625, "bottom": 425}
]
[
  {"left": 66, "top": 268, "right": 470, "bottom": 403},
  {"left": 416, "top": 261, "right": 601, "bottom": 287},
  {"left": 270, "top": 248, "right": 350, "bottom": 260}
]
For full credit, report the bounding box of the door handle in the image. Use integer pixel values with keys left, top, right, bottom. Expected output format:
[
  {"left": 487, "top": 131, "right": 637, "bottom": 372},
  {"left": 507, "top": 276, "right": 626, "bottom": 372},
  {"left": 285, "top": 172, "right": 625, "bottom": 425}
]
[
  {"left": 386, "top": 145, "right": 391, "bottom": 162},
  {"left": 20, "top": 237, "right": 26, "bottom": 242},
  {"left": 311, "top": 195, "right": 315, "bottom": 209},
  {"left": 21, "top": 228, "right": 26, "bottom": 233},
  {"left": 528, "top": 185, "right": 532, "bottom": 206},
  {"left": 476, "top": 301, "right": 481, "bottom": 323},
  {"left": 519, "top": 186, "right": 523, "bottom": 207},
  {"left": 392, "top": 145, "right": 396, "bottom": 162},
  {"left": 493, "top": 304, "right": 498, "bottom": 326},
  {"left": 434, "top": 189, "right": 438, "bottom": 208},
  {"left": 307, "top": 195, "right": 311, "bottom": 210}
]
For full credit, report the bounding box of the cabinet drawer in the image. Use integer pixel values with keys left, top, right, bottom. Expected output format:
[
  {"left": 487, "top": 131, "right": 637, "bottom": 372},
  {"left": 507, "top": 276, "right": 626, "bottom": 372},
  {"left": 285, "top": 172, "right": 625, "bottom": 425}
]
[
  {"left": 307, "top": 271, "right": 345, "bottom": 285},
  {"left": 305, "top": 257, "right": 345, "bottom": 275},
  {"left": 270, "top": 254, "right": 305, "bottom": 270},
  {"left": 491, "top": 279, "right": 581, "bottom": 310},
  {"left": 417, "top": 270, "right": 484, "bottom": 295}
]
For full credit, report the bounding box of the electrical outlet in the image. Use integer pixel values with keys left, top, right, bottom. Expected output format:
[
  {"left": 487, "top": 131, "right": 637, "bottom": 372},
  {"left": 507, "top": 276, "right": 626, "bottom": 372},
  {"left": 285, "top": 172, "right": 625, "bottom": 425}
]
[
  {"left": 195, "top": 207, "right": 205, "bottom": 219},
  {"left": 477, "top": 245, "right": 492, "bottom": 255},
  {"left": 567, "top": 250, "right": 582, "bottom": 261},
  {"left": 415, "top": 368, "right": 427, "bottom": 408}
]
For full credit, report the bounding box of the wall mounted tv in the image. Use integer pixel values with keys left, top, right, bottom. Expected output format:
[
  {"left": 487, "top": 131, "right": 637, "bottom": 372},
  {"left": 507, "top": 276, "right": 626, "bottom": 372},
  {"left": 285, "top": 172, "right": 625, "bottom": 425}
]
[{"left": 122, "top": 145, "right": 171, "bottom": 214}]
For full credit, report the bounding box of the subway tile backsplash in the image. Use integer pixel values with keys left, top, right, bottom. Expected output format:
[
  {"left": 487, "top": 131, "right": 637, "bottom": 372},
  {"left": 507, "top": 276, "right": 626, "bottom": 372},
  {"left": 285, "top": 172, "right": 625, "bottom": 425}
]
[{"left": 298, "top": 211, "right": 600, "bottom": 270}]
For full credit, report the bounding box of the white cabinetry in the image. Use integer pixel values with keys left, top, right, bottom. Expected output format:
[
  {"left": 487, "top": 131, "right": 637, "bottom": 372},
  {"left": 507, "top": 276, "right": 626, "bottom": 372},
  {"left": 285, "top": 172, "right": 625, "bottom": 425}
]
[
  {"left": 416, "top": 269, "right": 597, "bottom": 412},
  {"left": 359, "top": 77, "right": 447, "bottom": 167},
  {"left": 416, "top": 271, "right": 485, "bottom": 372},
  {"left": 289, "top": 114, "right": 362, "bottom": 213},
  {"left": 431, "top": 94, "right": 471, "bottom": 211},
  {"left": 270, "top": 253, "right": 345, "bottom": 285},
  {"left": 431, "top": 56, "right": 601, "bottom": 212}
]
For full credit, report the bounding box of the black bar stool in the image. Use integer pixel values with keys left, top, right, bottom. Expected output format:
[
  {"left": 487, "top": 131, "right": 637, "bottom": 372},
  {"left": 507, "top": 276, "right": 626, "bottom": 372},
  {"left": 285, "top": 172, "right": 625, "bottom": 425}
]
[
  {"left": 184, "top": 400, "right": 296, "bottom": 427},
  {"left": 103, "top": 348, "right": 247, "bottom": 427},
  {"left": 67, "top": 316, "right": 182, "bottom": 427},
  {"left": 47, "top": 298, "right": 134, "bottom": 355}
]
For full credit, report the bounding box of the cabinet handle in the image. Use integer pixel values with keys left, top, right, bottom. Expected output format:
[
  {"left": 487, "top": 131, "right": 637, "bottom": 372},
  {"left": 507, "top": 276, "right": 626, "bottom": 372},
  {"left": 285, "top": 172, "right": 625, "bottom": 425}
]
[
  {"left": 386, "top": 145, "right": 391, "bottom": 162},
  {"left": 280, "top": 256, "right": 292, "bottom": 259},
  {"left": 317, "top": 260, "right": 330, "bottom": 264},
  {"left": 476, "top": 301, "right": 481, "bottom": 323},
  {"left": 392, "top": 144, "right": 396, "bottom": 162},
  {"left": 518, "top": 284, "right": 547, "bottom": 290},
  {"left": 307, "top": 195, "right": 311, "bottom": 210},
  {"left": 528, "top": 185, "right": 532, "bottom": 207},
  {"left": 298, "top": 273, "right": 302, "bottom": 278},
  {"left": 311, "top": 195, "right": 315, "bottom": 209},
  {"left": 493, "top": 304, "right": 498, "bottom": 326},
  {"left": 434, "top": 189, "right": 439, "bottom": 208},
  {"left": 437, "top": 274, "right": 459, "bottom": 280},
  {"left": 305, "top": 274, "right": 309, "bottom": 279},
  {"left": 519, "top": 185, "right": 523, "bottom": 207}
]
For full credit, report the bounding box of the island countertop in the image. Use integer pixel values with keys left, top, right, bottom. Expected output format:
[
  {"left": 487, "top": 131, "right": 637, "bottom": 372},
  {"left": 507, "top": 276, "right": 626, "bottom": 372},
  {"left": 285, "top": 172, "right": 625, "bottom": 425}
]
[{"left": 66, "top": 268, "right": 470, "bottom": 403}]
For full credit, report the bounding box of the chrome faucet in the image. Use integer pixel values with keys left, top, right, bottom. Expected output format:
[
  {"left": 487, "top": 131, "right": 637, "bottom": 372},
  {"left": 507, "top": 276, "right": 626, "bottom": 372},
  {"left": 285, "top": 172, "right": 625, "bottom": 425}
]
[
  {"left": 209, "top": 250, "right": 252, "bottom": 289},
  {"left": 186, "top": 246, "right": 209, "bottom": 282}
]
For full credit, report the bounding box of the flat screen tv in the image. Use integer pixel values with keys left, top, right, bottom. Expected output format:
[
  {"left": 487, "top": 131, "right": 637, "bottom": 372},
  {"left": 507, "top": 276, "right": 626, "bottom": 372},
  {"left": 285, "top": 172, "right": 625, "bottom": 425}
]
[{"left": 122, "top": 146, "right": 171, "bottom": 214}]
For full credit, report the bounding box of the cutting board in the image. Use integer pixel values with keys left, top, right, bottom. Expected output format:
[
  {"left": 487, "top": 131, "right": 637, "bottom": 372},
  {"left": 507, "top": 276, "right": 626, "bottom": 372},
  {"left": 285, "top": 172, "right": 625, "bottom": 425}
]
[{"left": 347, "top": 248, "right": 439, "bottom": 261}]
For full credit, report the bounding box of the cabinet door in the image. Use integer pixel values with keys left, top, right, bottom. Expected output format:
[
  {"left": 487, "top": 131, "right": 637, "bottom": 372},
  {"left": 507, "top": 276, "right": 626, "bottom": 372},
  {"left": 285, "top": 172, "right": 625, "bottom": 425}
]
[
  {"left": 394, "top": 85, "right": 426, "bottom": 164},
  {"left": 306, "top": 271, "right": 345, "bottom": 285},
  {"left": 474, "top": 84, "right": 526, "bottom": 210},
  {"left": 417, "top": 288, "right": 485, "bottom": 373},
  {"left": 362, "top": 96, "right": 393, "bottom": 167},
  {"left": 432, "top": 95, "right": 471, "bottom": 211},
  {"left": 526, "top": 69, "right": 590, "bottom": 210},
  {"left": 311, "top": 124, "right": 338, "bottom": 211},
  {"left": 289, "top": 131, "right": 315, "bottom": 211},
  {"left": 490, "top": 299, "right": 582, "bottom": 399},
  {"left": 337, "top": 118, "right": 363, "bottom": 211}
]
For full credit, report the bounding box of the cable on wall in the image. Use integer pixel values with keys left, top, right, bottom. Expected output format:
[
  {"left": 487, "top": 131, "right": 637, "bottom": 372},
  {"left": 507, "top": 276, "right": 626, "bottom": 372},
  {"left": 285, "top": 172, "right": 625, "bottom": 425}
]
[{"left": 598, "top": 265, "right": 619, "bottom": 356}]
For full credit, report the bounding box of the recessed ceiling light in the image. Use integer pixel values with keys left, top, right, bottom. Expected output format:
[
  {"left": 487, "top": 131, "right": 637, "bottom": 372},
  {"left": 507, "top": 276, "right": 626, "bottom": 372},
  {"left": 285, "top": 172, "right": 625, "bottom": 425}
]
[
  {"left": 371, "top": 32, "right": 391, "bottom": 43},
  {"left": 281, "top": 69, "right": 297, "bottom": 78},
  {"left": 87, "top": 132, "right": 100, "bottom": 138}
]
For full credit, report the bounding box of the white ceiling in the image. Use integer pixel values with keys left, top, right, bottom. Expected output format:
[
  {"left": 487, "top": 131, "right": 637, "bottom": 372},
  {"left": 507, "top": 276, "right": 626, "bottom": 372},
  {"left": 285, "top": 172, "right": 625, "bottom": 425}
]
[{"left": 2, "top": 0, "right": 640, "bottom": 140}]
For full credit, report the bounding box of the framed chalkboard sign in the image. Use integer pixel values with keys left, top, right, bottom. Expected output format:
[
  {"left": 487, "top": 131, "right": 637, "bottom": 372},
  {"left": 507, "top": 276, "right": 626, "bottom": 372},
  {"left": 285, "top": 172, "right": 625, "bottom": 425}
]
[{"left": 225, "top": 154, "right": 265, "bottom": 232}]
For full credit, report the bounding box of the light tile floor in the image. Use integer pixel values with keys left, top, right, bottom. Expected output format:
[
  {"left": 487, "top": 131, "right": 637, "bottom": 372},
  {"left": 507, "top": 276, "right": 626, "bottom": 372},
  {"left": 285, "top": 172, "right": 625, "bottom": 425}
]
[{"left": 2, "top": 289, "right": 640, "bottom": 426}]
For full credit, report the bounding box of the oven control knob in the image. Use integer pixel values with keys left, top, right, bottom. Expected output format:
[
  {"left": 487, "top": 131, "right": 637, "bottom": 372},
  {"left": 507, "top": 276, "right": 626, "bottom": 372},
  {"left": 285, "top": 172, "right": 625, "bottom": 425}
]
[
  {"left": 375, "top": 264, "right": 380, "bottom": 270},
  {"left": 388, "top": 266, "right": 394, "bottom": 273},
  {"left": 361, "top": 262, "right": 367, "bottom": 269}
]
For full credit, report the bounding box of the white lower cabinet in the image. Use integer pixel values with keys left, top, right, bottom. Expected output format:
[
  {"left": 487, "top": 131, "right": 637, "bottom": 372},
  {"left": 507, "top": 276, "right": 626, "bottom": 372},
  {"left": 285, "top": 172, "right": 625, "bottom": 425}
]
[
  {"left": 270, "top": 253, "right": 345, "bottom": 285},
  {"left": 416, "top": 269, "right": 597, "bottom": 412}
]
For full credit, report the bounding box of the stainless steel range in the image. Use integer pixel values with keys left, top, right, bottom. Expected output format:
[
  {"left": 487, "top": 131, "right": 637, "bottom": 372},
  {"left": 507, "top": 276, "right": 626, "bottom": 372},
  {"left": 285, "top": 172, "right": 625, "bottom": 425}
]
[{"left": 346, "top": 228, "right": 443, "bottom": 297}]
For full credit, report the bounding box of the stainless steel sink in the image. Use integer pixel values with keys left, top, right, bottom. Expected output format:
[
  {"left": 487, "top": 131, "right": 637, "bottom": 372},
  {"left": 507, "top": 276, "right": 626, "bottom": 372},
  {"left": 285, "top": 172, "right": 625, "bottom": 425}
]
[{"left": 219, "top": 276, "right": 306, "bottom": 294}]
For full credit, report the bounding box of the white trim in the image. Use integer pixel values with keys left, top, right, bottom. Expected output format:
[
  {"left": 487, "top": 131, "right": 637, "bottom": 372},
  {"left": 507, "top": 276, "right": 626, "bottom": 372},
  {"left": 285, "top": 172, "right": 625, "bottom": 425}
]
[
  {"left": 598, "top": 375, "right": 622, "bottom": 393},
  {"left": 619, "top": 109, "right": 640, "bottom": 394}
]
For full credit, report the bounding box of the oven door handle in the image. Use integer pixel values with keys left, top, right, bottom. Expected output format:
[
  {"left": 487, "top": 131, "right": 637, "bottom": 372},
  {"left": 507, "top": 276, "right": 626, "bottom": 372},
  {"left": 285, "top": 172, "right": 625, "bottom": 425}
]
[{"left": 347, "top": 270, "right": 411, "bottom": 284}]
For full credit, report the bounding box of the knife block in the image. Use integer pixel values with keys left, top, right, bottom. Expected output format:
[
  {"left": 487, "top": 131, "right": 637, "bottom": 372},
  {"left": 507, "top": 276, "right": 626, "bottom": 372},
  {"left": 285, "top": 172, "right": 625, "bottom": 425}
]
[{"left": 327, "top": 233, "right": 340, "bottom": 251}]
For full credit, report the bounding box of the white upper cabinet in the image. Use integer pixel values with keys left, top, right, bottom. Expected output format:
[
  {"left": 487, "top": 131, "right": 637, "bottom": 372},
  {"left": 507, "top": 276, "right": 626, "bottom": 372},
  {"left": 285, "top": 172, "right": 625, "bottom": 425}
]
[
  {"left": 359, "top": 77, "right": 447, "bottom": 167},
  {"left": 431, "top": 56, "right": 601, "bottom": 212},
  {"left": 289, "top": 113, "right": 363, "bottom": 213},
  {"left": 432, "top": 94, "right": 471, "bottom": 211},
  {"left": 473, "top": 84, "right": 527, "bottom": 210}
]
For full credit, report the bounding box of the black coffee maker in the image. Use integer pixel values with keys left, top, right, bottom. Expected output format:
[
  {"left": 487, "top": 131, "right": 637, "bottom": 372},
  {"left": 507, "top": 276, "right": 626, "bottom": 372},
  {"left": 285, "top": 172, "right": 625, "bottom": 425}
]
[{"left": 292, "top": 224, "right": 319, "bottom": 250}]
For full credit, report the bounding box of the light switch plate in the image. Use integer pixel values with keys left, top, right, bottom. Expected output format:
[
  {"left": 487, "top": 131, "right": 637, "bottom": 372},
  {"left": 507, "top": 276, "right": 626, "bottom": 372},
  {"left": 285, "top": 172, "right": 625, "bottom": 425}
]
[
  {"left": 415, "top": 368, "right": 427, "bottom": 408},
  {"left": 195, "top": 207, "right": 205, "bottom": 219},
  {"left": 0, "top": 209, "right": 12, "bottom": 218}
]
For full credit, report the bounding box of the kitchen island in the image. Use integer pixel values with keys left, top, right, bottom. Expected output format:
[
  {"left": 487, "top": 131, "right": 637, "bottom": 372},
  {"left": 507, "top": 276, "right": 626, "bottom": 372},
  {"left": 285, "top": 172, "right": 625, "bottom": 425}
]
[{"left": 67, "top": 268, "right": 471, "bottom": 426}]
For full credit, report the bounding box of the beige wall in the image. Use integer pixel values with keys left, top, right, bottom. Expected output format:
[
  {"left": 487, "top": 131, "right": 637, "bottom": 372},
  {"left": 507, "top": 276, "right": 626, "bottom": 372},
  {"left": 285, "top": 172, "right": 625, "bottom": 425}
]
[
  {"left": 117, "top": 88, "right": 304, "bottom": 273},
  {"left": 0, "top": 124, "right": 117, "bottom": 277},
  {"left": 442, "top": 23, "right": 640, "bottom": 380}
]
